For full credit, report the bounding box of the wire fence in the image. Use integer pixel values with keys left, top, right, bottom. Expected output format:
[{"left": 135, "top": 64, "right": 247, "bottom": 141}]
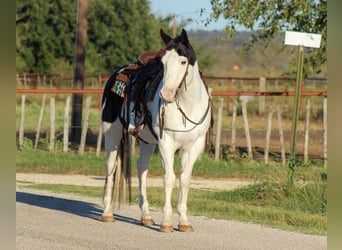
[{"left": 16, "top": 73, "right": 327, "bottom": 165}]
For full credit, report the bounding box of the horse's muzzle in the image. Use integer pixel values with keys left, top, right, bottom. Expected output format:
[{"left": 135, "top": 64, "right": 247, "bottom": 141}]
[{"left": 160, "top": 89, "right": 176, "bottom": 103}]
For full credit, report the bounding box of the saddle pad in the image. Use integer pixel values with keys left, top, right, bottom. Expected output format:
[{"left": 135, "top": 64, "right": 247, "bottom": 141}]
[{"left": 111, "top": 79, "right": 126, "bottom": 97}]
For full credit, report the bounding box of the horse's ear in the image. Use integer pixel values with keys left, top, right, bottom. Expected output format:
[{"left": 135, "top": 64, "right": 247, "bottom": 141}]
[
  {"left": 160, "top": 29, "right": 172, "bottom": 45},
  {"left": 180, "top": 29, "right": 190, "bottom": 46}
]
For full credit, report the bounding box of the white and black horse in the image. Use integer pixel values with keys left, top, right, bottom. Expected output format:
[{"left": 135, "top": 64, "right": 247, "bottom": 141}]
[{"left": 101, "top": 29, "right": 212, "bottom": 232}]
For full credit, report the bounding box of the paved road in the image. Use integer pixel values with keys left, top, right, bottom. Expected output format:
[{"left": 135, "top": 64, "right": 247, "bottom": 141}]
[{"left": 16, "top": 174, "right": 327, "bottom": 250}]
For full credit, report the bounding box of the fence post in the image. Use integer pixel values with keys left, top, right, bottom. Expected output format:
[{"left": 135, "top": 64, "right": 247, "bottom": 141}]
[
  {"left": 34, "top": 94, "right": 46, "bottom": 148},
  {"left": 241, "top": 101, "right": 253, "bottom": 158},
  {"left": 19, "top": 95, "right": 26, "bottom": 149},
  {"left": 264, "top": 106, "right": 273, "bottom": 165},
  {"left": 63, "top": 96, "right": 71, "bottom": 153},
  {"left": 231, "top": 101, "right": 237, "bottom": 153},
  {"left": 49, "top": 97, "right": 56, "bottom": 151},
  {"left": 259, "top": 77, "right": 266, "bottom": 114},
  {"left": 98, "top": 74, "right": 103, "bottom": 110},
  {"left": 227, "top": 79, "right": 232, "bottom": 111},
  {"left": 96, "top": 123, "right": 103, "bottom": 156},
  {"left": 79, "top": 96, "right": 92, "bottom": 155},
  {"left": 277, "top": 105, "right": 286, "bottom": 166},
  {"left": 323, "top": 97, "right": 327, "bottom": 168},
  {"left": 214, "top": 98, "right": 223, "bottom": 161},
  {"left": 304, "top": 98, "right": 310, "bottom": 164}
]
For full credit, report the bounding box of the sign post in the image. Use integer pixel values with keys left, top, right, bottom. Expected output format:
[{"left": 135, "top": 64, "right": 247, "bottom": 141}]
[{"left": 284, "top": 31, "right": 321, "bottom": 183}]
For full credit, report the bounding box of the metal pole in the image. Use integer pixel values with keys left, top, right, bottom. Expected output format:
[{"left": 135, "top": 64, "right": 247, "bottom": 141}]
[{"left": 288, "top": 45, "right": 304, "bottom": 183}]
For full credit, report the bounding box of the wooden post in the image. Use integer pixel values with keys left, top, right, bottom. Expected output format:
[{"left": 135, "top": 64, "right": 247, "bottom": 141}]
[
  {"left": 259, "top": 77, "right": 266, "bottom": 114},
  {"left": 323, "top": 97, "right": 327, "bottom": 168},
  {"left": 304, "top": 98, "right": 310, "bottom": 164},
  {"left": 227, "top": 79, "right": 232, "bottom": 111},
  {"left": 49, "top": 97, "right": 56, "bottom": 151},
  {"left": 215, "top": 98, "right": 224, "bottom": 161},
  {"left": 34, "top": 94, "right": 46, "bottom": 148},
  {"left": 79, "top": 96, "right": 92, "bottom": 155},
  {"left": 277, "top": 105, "right": 286, "bottom": 166},
  {"left": 96, "top": 123, "right": 103, "bottom": 156},
  {"left": 264, "top": 107, "right": 273, "bottom": 165},
  {"left": 231, "top": 101, "right": 237, "bottom": 153},
  {"left": 241, "top": 101, "right": 253, "bottom": 158},
  {"left": 63, "top": 96, "right": 71, "bottom": 153},
  {"left": 19, "top": 95, "right": 26, "bottom": 149},
  {"left": 131, "top": 136, "right": 136, "bottom": 156},
  {"left": 98, "top": 74, "right": 102, "bottom": 109}
]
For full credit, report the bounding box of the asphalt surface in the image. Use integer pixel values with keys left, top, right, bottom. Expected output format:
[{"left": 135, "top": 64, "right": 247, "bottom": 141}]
[{"left": 16, "top": 174, "right": 327, "bottom": 250}]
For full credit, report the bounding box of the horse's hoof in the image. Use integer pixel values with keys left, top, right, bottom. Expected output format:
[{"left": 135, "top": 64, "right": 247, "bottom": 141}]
[
  {"left": 141, "top": 216, "right": 155, "bottom": 226},
  {"left": 160, "top": 224, "right": 174, "bottom": 233},
  {"left": 102, "top": 215, "right": 115, "bottom": 222},
  {"left": 178, "top": 224, "right": 194, "bottom": 232}
]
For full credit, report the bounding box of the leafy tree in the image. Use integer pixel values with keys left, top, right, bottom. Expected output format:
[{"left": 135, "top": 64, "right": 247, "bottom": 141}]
[
  {"left": 86, "top": 0, "right": 165, "bottom": 73},
  {"left": 16, "top": 0, "right": 76, "bottom": 73},
  {"left": 16, "top": 0, "right": 169, "bottom": 74},
  {"left": 209, "top": 0, "right": 327, "bottom": 77}
]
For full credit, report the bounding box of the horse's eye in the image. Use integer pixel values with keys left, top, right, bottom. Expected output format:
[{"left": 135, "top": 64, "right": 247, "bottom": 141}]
[{"left": 181, "top": 60, "right": 187, "bottom": 65}]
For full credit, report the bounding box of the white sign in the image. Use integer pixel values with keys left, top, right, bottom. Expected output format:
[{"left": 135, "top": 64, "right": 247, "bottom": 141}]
[{"left": 285, "top": 31, "right": 321, "bottom": 48}]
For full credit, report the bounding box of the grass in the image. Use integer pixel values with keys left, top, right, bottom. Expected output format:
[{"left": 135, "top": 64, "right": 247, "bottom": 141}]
[
  {"left": 16, "top": 147, "right": 326, "bottom": 182},
  {"left": 16, "top": 146, "right": 327, "bottom": 235}
]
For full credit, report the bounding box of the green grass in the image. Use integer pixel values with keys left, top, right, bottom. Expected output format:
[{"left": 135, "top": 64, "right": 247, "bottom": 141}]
[
  {"left": 20, "top": 181, "right": 327, "bottom": 235},
  {"left": 16, "top": 148, "right": 326, "bottom": 182}
]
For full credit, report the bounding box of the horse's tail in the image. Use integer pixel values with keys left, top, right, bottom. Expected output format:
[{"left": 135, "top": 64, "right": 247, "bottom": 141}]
[{"left": 112, "top": 129, "right": 132, "bottom": 208}]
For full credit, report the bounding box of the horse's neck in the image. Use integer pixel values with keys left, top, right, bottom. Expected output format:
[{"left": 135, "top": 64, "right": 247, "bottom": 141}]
[
  {"left": 179, "top": 62, "right": 207, "bottom": 103},
  {"left": 176, "top": 62, "right": 209, "bottom": 116}
]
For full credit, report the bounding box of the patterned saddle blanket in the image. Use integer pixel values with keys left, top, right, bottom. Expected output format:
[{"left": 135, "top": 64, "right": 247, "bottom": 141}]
[{"left": 111, "top": 49, "right": 164, "bottom": 100}]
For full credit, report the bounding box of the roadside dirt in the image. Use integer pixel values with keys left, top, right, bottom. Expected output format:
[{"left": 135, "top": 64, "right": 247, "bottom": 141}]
[{"left": 16, "top": 173, "right": 252, "bottom": 190}]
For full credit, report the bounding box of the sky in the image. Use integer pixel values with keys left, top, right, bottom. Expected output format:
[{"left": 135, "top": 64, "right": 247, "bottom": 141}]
[{"left": 149, "top": 0, "right": 227, "bottom": 31}]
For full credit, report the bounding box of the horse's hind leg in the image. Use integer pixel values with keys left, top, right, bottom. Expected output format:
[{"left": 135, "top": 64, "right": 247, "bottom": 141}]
[
  {"left": 101, "top": 120, "right": 122, "bottom": 222},
  {"left": 137, "top": 142, "right": 156, "bottom": 225}
]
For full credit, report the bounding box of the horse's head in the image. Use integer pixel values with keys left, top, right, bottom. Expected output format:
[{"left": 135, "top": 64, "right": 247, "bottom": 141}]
[{"left": 159, "top": 29, "right": 196, "bottom": 103}]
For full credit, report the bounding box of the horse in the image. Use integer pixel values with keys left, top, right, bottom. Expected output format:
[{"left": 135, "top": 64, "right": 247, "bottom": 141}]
[{"left": 100, "top": 28, "right": 212, "bottom": 232}]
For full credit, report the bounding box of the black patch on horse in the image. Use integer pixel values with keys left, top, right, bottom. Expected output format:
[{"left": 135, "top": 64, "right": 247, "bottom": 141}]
[
  {"left": 160, "top": 28, "right": 196, "bottom": 66},
  {"left": 101, "top": 66, "right": 127, "bottom": 123}
]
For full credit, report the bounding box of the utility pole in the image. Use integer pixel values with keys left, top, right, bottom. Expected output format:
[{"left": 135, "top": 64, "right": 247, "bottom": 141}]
[
  {"left": 71, "top": 0, "right": 88, "bottom": 143},
  {"left": 173, "top": 13, "right": 177, "bottom": 37}
]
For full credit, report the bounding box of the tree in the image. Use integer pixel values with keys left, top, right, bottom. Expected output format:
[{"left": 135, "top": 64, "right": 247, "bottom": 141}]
[
  {"left": 16, "top": 0, "right": 76, "bottom": 73},
  {"left": 16, "top": 0, "right": 169, "bottom": 74},
  {"left": 86, "top": 0, "right": 165, "bottom": 73},
  {"left": 209, "top": 0, "right": 327, "bottom": 77}
]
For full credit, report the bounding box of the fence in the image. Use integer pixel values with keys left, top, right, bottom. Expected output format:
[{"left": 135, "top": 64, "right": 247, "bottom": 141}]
[{"left": 16, "top": 73, "right": 327, "bottom": 166}]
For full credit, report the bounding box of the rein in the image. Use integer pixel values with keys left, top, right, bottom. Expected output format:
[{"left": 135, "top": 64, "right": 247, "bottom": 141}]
[{"left": 176, "top": 97, "right": 211, "bottom": 126}]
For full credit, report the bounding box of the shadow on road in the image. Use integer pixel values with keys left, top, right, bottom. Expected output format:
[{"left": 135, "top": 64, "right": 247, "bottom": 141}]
[
  {"left": 16, "top": 191, "right": 162, "bottom": 231},
  {"left": 16, "top": 191, "right": 103, "bottom": 221}
]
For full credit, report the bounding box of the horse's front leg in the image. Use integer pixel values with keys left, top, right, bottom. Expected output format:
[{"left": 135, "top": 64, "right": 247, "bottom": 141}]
[
  {"left": 177, "top": 136, "right": 206, "bottom": 232},
  {"left": 137, "top": 142, "right": 156, "bottom": 225},
  {"left": 158, "top": 141, "right": 176, "bottom": 232},
  {"left": 101, "top": 121, "right": 122, "bottom": 222}
]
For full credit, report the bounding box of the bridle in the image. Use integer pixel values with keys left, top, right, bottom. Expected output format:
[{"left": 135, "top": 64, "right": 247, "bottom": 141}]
[{"left": 158, "top": 61, "right": 211, "bottom": 138}]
